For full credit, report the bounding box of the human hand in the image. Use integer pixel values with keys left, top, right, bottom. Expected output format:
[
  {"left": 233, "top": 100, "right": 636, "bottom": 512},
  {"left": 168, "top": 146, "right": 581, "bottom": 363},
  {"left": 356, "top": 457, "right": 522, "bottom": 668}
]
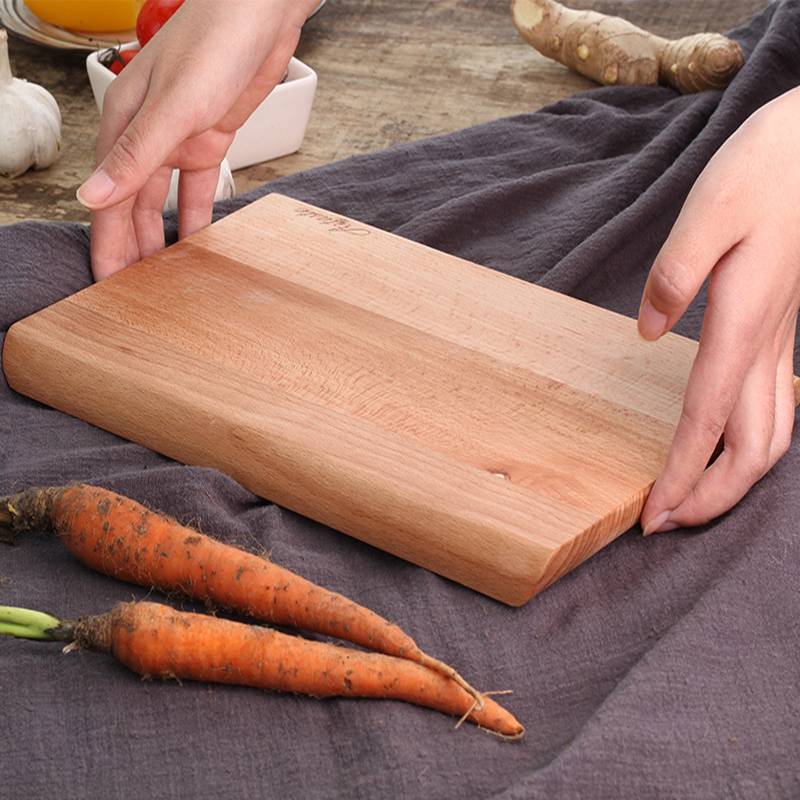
[
  {"left": 77, "top": 0, "right": 321, "bottom": 280},
  {"left": 639, "top": 85, "right": 800, "bottom": 535}
]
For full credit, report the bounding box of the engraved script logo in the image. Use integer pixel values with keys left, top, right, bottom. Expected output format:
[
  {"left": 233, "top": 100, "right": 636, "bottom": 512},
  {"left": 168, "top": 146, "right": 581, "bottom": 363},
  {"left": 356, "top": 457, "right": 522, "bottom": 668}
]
[{"left": 295, "top": 207, "right": 371, "bottom": 236}]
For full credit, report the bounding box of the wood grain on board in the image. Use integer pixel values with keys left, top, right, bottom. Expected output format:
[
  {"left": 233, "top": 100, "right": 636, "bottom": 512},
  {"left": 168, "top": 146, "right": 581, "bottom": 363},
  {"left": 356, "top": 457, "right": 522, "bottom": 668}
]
[{"left": 3, "top": 193, "right": 718, "bottom": 605}]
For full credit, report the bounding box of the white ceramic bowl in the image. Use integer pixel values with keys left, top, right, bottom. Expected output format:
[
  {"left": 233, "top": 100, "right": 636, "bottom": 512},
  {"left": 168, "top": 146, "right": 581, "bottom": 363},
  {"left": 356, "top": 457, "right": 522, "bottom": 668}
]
[{"left": 86, "top": 45, "right": 318, "bottom": 170}]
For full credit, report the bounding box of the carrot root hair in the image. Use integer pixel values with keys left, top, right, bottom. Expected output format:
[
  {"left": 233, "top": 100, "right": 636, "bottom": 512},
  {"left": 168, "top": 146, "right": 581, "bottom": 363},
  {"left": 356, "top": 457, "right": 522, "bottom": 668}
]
[
  {"left": 78, "top": 602, "right": 525, "bottom": 738},
  {"left": 0, "top": 484, "right": 497, "bottom": 715}
]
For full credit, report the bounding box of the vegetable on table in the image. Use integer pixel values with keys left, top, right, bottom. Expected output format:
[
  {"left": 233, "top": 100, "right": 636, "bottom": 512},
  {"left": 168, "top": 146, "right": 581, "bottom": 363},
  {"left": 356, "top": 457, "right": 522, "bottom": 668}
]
[
  {"left": 99, "top": 46, "right": 139, "bottom": 75},
  {"left": 136, "top": 0, "right": 185, "bottom": 48},
  {"left": 0, "top": 484, "right": 483, "bottom": 708},
  {"left": 0, "top": 28, "right": 61, "bottom": 179},
  {"left": 0, "top": 601, "right": 524, "bottom": 738},
  {"left": 511, "top": 0, "right": 745, "bottom": 94}
]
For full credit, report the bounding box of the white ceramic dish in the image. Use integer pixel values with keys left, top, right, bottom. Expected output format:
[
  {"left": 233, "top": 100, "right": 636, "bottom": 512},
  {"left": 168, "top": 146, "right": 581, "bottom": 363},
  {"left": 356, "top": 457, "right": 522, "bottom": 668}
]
[{"left": 86, "top": 45, "right": 318, "bottom": 170}]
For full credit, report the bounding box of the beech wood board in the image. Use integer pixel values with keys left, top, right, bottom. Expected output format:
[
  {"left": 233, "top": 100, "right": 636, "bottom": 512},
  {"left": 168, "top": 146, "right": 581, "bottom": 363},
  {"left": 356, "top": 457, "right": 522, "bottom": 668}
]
[{"left": 5, "top": 193, "right": 775, "bottom": 606}]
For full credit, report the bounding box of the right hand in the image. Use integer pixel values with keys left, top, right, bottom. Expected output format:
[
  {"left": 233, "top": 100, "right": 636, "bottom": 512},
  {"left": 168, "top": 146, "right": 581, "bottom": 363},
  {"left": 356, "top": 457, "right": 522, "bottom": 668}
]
[
  {"left": 638, "top": 85, "right": 800, "bottom": 535},
  {"left": 77, "top": 0, "right": 322, "bottom": 280}
]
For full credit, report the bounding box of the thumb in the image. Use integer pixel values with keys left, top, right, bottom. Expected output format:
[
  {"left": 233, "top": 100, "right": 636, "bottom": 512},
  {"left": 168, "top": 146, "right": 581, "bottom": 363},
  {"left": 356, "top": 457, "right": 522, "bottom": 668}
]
[
  {"left": 638, "top": 188, "right": 740, "bottom": 342},
  {"left": 637, "top": 250, "right": 700, "bottom": 342},
  {"left": 76, "top": 164, "right": 119, "bottom": 209},
  {"left": 76, "top": 116, "right": 176, "bottom": 211}
]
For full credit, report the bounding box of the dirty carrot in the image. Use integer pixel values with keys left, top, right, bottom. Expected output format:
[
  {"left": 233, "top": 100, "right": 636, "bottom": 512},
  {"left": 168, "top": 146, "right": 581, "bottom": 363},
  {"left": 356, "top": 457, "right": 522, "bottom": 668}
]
[
  {"left": 0, "top": 601, "right": 524, "bottom": 738},
  {"left": 0, "top": 484, "right": 484, "bottom": 706}
]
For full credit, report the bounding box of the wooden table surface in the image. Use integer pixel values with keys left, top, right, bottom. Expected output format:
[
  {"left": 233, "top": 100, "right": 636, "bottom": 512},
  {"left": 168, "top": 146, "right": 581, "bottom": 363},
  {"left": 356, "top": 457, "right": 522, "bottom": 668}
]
[{"left": 0, "top": 0, "right": 770, "bottom": 227}]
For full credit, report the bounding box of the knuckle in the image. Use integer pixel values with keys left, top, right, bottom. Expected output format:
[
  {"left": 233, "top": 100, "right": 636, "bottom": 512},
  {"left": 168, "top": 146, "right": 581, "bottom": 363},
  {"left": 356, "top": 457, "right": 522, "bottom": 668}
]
[
  {"left": 726, "top": 433, "right": 772, "bottom": 484},
  {"left": 97, "top": 130, "right": 154, "bottom": 193},
  {"left": 649, "top": 253, "right": 696, "bottom": 311},
  {"left": 680, "top": 403, "right": 727, "bottom": 450},
  {"left": 108, "top": 129, "right": 147, "bottom": 174}
]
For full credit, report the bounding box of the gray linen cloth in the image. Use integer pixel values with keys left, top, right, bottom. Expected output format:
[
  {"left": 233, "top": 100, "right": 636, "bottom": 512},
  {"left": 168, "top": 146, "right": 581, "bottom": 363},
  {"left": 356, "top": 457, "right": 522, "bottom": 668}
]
[{"left": 1, "top": 3, "right": 798, "bottom": 797}]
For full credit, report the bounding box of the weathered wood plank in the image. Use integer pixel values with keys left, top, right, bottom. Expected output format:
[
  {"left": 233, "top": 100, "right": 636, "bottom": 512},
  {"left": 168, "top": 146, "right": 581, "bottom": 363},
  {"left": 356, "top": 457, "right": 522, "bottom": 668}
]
[{"left": 0, "top": 0, "right": 770, "bottom": 226}]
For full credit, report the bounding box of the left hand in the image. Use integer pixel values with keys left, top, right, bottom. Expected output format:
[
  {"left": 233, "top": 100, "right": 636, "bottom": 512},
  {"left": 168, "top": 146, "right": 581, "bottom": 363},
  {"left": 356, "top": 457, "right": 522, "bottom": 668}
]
[
  {"left": 638, "top": 85, "right": 800, "bottom": 536},
  {"left": 77, "top": 0, "right": 320, "bottom": 281}
]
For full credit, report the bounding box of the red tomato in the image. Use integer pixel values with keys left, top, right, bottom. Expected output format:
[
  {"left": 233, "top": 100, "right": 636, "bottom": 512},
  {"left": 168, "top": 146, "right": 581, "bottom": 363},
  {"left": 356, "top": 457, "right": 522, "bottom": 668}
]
[
  {"left": 101, "top": 47, "right": 138, "bottom": 75},
  {"left": 135, "top": 0, "right": 185, "bottom": 47}
]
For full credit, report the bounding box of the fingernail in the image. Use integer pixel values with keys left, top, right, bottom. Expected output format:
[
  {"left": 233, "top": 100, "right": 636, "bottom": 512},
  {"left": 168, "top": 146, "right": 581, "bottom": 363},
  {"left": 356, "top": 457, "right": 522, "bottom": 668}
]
[
  {"left": 638, "top": 297, "right": 669, "bottom": 341},
  {"left": 76, "top": 168, "right": 116, "bottom": 209},
  {"left": 642, "top": 510, "right": 679, "bottom": 537}
]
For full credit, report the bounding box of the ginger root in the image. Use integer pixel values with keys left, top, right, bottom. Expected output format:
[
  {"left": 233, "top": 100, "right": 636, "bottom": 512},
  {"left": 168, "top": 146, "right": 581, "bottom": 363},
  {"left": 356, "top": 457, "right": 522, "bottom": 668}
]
[{"left": 511, "top": 0, "right": 745, "bottom": 94}]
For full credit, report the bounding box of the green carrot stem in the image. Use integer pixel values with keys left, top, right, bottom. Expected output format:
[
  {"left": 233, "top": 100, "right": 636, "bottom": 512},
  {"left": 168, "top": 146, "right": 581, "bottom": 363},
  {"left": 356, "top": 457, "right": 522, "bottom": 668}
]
[{"left": 0, "top": 605, "right": 63, "bottom": 640}]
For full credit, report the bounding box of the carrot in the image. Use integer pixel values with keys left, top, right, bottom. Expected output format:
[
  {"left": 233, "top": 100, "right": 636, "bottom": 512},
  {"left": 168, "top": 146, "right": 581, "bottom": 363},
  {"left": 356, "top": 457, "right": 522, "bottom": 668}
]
[
  {"left": 0, "top": 484, "right": 485, "bottom": 707},
  {"left": 0, "top": 601, "right": 525, "bottom": 738}
]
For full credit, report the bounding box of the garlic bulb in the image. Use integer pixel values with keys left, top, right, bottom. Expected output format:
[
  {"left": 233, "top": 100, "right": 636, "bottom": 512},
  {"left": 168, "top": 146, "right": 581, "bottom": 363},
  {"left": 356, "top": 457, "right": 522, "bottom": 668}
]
[
  {"left": 163, "top": 159, "right": 236, "bottom": 212},
  {"left": 0, "top": 28, "right": 62, "bottom": 179}
]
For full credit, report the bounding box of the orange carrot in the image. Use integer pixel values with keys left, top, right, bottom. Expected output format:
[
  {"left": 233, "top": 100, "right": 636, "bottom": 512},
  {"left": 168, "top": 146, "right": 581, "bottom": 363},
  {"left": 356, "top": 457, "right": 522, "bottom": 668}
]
[
  {"left": 20, "top": 600, "right": 520, "bottom": 737},
  {"left": 0, "top": 484, "right": 486, "bottom": 707}
]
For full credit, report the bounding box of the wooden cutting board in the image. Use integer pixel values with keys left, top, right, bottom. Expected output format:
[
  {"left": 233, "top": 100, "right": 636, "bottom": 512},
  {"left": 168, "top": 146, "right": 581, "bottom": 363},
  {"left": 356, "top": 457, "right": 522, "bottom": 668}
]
[{"left": 3, "top": 193, "right": 739, "bottom": 605}]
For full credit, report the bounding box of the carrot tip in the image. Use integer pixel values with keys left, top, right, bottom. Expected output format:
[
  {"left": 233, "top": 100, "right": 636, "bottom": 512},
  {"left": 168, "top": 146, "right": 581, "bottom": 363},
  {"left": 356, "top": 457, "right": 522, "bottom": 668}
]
[
  {"left": 453, "top": 690, "right": 524, "bottom": 739},
  {"left": 480, "top": 724, "right": 526, "bottom": 741}
]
